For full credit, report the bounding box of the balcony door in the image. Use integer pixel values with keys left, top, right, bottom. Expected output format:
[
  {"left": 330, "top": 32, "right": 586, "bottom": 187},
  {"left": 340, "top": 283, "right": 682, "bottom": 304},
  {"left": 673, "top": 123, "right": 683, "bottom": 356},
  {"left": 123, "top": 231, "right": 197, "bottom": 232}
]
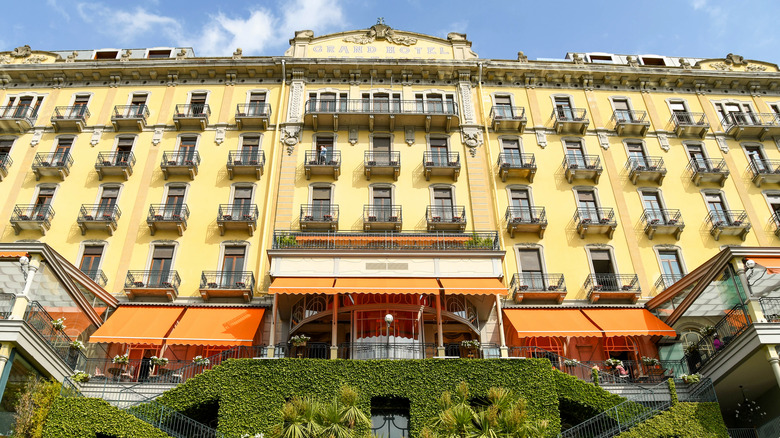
[
  {"left": 768, "top": 194, "right": 780, "bottom": 224},
  {"left": 221, "top": 246, "right": 246, "bottom": 287},
  {"left": 686, "top": 144, "right": 710, "bottom": 171},
  {"left": 510, "top": 188, "right": 532, "bottom": 221},
  {"left": 239, "top": 136, "right": 260, "bottom": 164},
  {"left": 79, "top": 246, "right": 103, "bottom": 278},
  {"left": 316, "top": 136, "right": 334, "bottom": 164},
  {"left": 115, "top": 137, "right": 133, "bottom": 165},
  {"left": 565, "top": 140, "right": 585, "bottom": 168},
  {"left": 576, "top": 190, "right": 599, "bottom": 222},
  {"left": 589, "top": 250, "right": 616, "bottom": 288},
  {"left": 178, "top": 137, "right": 197, "bottom": 164},
  {"left": 232, "top": 186, "right": 253, "bottom": 218},
  {"left": 502, "top": 138, "right": 522, "bottom": 166},
  {"left": 320, "top": 92, "right": 337, "bottom": 112},
  {"left": 97, "top": 187, "right": 119, "bottom": 218},
  {"left": 658, "top": 250, "right": 684, "bottom": 284},
  {"left": 14, "top": 96, "right": 41, "bottom": 118},
  {"left": 670, "top": 101, "right": 691, "bottom": 124},
  {"left": 53, "top": 138, "right": 73, "bottom": 165},
  {"left": 372, "top": 186, "right": 392, "bottom": 221},
  {"left": 745, "top": 145, "right": 770, "bottom": 173},
  {"left": 627, "top": 141, "right": 648, "bottom": 168},
  {"left": 70, "top": 94, "right": 90, "bottom": 118},
  {"left": 0, "top": 140, "right": 11, "bottom": 161},
  {"left": 705, "top": 193, "right": 729, "bottom": 225},
  {"left": 427, "top": 94, "right": 444, "bottom": 114},
  {"left": 129, "top": 93, "right": 147, "bottom": 117},
  {"left": 716, "top": 102, "right": 754, "bottom": 125},
  {"left": 372, "top": 137, "right": 391, "bottom": 166},
  {"left": 33, "top": 187, "right": 54, "bottom": 218},
  {"left": 518, "top": 249, "right": 545, "bottom": 290},
  {"left": 311, "top": 187, "right": 332, "bottom": 220},
  {"left": 430, "top": 138, "right": 448, "bottom": 166},
  {"left": 165, "top": 186, "right": 185, "bottom": 219},
  {"left": 188, "top": 93, "right": 207, "bottom": 116},
  {"left": 247, "top": 92, "right": 266, "bottom": 115},
  {"left": 149, "top": 245, "right": 174, "bottom": 287},
  {"left": 641, "top": 191, "right": 666, "bottom": 223},
  {"left": 612, "top": 99, "right": 632, "bottom": 122},
  {"left": 432, "top": 187, "right": 454, "bottom": 221},
  {"left": 494, "top": 95, "right": 513, "bottom": 119},
  {"left": 554, "top": 96, "right": 574, "bottom": 120}
]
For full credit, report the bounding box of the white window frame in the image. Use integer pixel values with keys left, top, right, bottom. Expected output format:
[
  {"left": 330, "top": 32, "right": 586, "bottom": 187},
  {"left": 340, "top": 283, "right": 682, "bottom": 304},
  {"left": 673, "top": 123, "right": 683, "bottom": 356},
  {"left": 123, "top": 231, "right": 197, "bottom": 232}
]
[
  {"left": 161, "top": 183, "right": 190, "bottom": 204},
  {"left": 112, "top": 135, "right": 137, "bottom": 152},
  {"left": 230, "top": 183, "right": 257, "bottom": 204},
  {"left": 311, "top": 132, "right": 338, "bottom": 150},
  {"left": 75, "top": 240, "right": 108, "bottom": 273},
  {"left": 368, "top": 183, "right": 395, "bottom": 204},
  {"left": 505, "top": 184, "right": 535, "bottom": 207},
  {"left": 513, "top": 244, "right": 549, "bottom": 275},
  {"left": 216, "top": 240, "right": 251, "bottom": 272},
  {"left": 428, "top": 184, "right": 456, "bottom": 205},
  {"left": 412, "top": 89, "right": 457, "bottom": 110},
  {"left": 144, "top": 48, "right": 174, "bottom": 59},
  {"left": 425, "top": 134, "right": 451, "bottom": 152},
  {"left": 368, "top": 133, "right": 395, "bottom": 151},
  {"left": 186, "top": 90, "right": 211, "bottom": 105},
  {"left": 176, "top": 134, "right": 200, "bottom": 151},
  {"left": 308, "top": 183, "right": 335, "bottom": 204},
  {"left": 124, "top": 92, "right": 150, "bottom": 106},
  {"left": 92, "top": 49, "right": 121, "bottom": 60},
  {"left": 49, "top": 135, "right": 77, "bottom": 153},
  {"left": 699, "top": 189, "right": 734, "bottom": 215},
  {"left": 652, "top": 245, "right": 688, "bottom": 278},
  {"left": 67, "top": 92, "right": 94, "bottom": 107},
  {"left": 94, "top": 183, "right": 124, "bottom": 204},
  {"left": 584, "top": 244, "right": 620, "bottom": 276},
  {"left": 3, "top": 92, "right": 46, "bottom": 109},
  {"left": 498, "top": 135, "right": 523, "bottom": 153},
  {"left": 144, "top": 240, "right": 180, "bottom": 271},
  {"left": 239, "top": 133, "right": 264, "bottom": 149},
  {"left": 761, "top": 190, "right": 780, "bottom": 216}
]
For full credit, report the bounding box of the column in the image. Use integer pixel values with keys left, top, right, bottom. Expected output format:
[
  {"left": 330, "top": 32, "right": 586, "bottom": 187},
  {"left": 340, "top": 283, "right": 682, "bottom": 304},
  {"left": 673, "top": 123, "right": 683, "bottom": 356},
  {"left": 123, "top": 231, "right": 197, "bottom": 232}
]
[
  {"left": 267, "top": 294, "right": 279, "bottom": 358},
  {"left": 766, "top": 346, "right": 780, "bottom": 390},
  {"left": 495, "top": 295, "right": 508, "bottom": 358},
  {"left": 330, "top": 295, "right": 339, "bottom": 359},
  {"left": 435, "top": 293, "right": 444, "bottom": 357}
]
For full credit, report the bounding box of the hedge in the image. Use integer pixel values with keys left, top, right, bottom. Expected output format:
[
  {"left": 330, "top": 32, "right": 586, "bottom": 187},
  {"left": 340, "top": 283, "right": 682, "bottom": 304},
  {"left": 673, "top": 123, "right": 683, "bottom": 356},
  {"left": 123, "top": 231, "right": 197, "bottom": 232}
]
[
  {"left": 616, "top": 402, "right": 728, "bottom": 438},
  {"left": 42, "top": 397, "right": 172, "bottom": 438}
]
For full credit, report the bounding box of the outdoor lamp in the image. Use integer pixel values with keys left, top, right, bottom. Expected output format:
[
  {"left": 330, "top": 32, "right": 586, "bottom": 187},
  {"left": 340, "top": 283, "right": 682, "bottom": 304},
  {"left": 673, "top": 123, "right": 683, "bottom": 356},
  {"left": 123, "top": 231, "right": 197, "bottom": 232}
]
[
  {"left": 384, "top": 313, "right": 394, "bottom": 325},
  {"left": 19, "top": 256, "right": 29, "bottom": 280}
]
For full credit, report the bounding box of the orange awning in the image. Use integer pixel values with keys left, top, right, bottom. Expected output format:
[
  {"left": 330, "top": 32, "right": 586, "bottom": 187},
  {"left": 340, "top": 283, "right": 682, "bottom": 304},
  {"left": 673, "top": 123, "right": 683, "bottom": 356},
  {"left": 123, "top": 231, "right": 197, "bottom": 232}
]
[
  {"left": 333, "top": 278, "right": 440, "bottom": 294},
  {"left": 582, "top": 309, "right": 676, "bottom": 337},
  {"left": 747, "top": 256, "right": 780, "bottom": 274},
  {"left": 0, "top": 251, "right": 29, "bottom": 258},
  {"left": 90, "top": 306, "right": 184, "bottom": 346},
  {"left": 165, "top": 308, "right": 265, "bottom": 346},
  {"left": 269, "top": 277, "right": 336, "bottom": 294},
  {"left": 503, "top": 309, "right": 602, "bottom": 338},
  {"left": 440, "top": 278, "right": 507, "bottom": 295},
  {"left": 294, "top": 235, "right": 470, "bottom": 242}
]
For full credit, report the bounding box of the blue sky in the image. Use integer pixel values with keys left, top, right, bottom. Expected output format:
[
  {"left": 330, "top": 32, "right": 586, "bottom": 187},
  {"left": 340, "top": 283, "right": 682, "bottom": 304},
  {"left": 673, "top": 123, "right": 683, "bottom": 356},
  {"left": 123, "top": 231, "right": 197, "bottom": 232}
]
[{"left": 2, "top": 0, "right": 780, "bottom": 62}]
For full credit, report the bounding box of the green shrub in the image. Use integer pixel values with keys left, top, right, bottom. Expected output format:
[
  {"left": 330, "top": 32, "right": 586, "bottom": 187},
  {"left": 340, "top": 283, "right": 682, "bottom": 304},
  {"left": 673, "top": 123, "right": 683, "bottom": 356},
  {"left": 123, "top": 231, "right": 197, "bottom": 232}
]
[
  {"left": 41, "top": 398, "right": 171, "bottom": 438},
  {"left": 616, "top": 402, "right": 727, "bottom": 438}
]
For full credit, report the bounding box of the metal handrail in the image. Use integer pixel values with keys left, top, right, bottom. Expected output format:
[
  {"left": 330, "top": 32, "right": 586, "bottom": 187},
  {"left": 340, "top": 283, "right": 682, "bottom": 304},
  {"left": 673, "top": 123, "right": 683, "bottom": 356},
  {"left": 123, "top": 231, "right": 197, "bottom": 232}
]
[
  {"left": 705, "top": 210, "right": 749, "bottom": 228},
  {"left": 426, "top": 205, "right": 466, "bottom": 223},
  {"left": 300, "top": 204, "right": 339, "bottom": 222},
  {"left": 11, "top": 204, "right": 55, "bottom": 223},
  {"left": 304, "top": 150, "right": 341, "bottom": 165},
  {"left": 626, "top": 156, "right": 665, "bottom": 173},
  {"left": 423, "top": 151, "right": 460, "bottom": 167},
  {"left": 759, "top": 297, "right": 780, "bottom": 321},
  {"left": 79, "top": 204, "right": 121, "bottom": 222},
  {"left": 24, "top": 301, "right": 86, "bottom": 370},
  {"left": 551, "top": 107, "right": 587, "bottom": 121},
  {"left": 80, "top": 269, "right": 108, "bottom": 287},
  {"left": 574, "top": 207, "right": 615, "bottom": 225},
  {"left": 364, "top": 151, "right": 401, "bottom": 166},
  {"left": 686, "top": 157, "right": 728, "bottom": 175},
  {"left": 124, "top": 270, "right": 181, "bottom": 291},
  {"left": 610, "top": 109, "right": 648, "bottom": 124},
  {"left": 510, "top": 272, "right": 566, "bottom": 294},
  {"left": 722, "top": 112, "right": 780, "bottom": 129},
  {"left": 563, "top": 154, "right": 601, "bottom": 170},
  {"left": 497, "top": 152, "right": 535, "bottom": 169},
  {"left": 200, "top": 271, "right": 255, "bottom": 290},
  {"left": 747, "top": 159, "right": 780, "bottom": 177},
  {"left": 32, "top": 152, "right": 74, "bottom": 168},
  {"left": 304, "top": 99, "right": 458, "bottom": 116},
  {"left": 52, "top": 105, "right": 90, "bottom": 121},
  {"left": 0, "top": 154, "right": 12, "bottom": 170},
  {"left": 0, "top": 104, "right": 38, "bottom": 123},
  {"left": 505, "top": 206, "right": 547, "bottom": 225},
  {"left": 337, "top": 342, "right": 437, "bottom": 360},
  {"left": 584, "top": 274, "right": 640, "bottom": 293},
  {"left": 363, "top": 205, "right": 402, "bottom": 222},
  {"left": 161, "top": 151, "right": 201, "bottom": 166},
  {"left": 95, "top": 151, "right": 136, "bottom": 168},
  {"left": 271, "top": 230, "right": 500, "bottom": 251},
  {"left": 217, "top": 204, "right": 259, "bottom": 221},
  {"left": 670, "top": 112, "right": 708, "bottom": 127},
  {"left": 640, "top": 209, "right": 684, "bottom": 227},
  {"left": 685, "top": 303, "right": 751, "bottom": 373},
  {"left": 173, "top": 104, "right": 211, "bottom": 117},
  {"left": 112, "top": 105, "right": 149, "bottom": 119},
  {"left": 147, "top": 204, "right": 190, "bottom": 222},
  {"left": 236, "top": 103, "right": 271, "bottom": 117},
  {"left": 654, "top": 274, "right": 684, "bottom": 292},
  {"left": 227, "top": 150, "right": 265, "bottom": 167},
  {"left": 489, "top": 105, "right": 526, "bottom": 120}
]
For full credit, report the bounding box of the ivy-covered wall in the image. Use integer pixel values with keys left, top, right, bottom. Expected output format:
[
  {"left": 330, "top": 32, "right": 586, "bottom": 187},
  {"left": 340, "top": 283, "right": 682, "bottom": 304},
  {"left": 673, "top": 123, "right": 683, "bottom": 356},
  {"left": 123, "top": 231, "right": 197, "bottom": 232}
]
[
  {"left": 616, "top": 402, "right": 728, "bottom": 438},
  {"left": 42, "top": 398, "right": 172, "bottom": 438}
]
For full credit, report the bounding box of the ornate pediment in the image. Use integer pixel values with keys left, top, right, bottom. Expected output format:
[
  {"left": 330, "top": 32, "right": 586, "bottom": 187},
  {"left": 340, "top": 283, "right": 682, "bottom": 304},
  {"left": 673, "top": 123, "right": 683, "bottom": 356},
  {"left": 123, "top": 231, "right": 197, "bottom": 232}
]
[
  {"left": 696, "top": 53, "right": 778, "bottom": 73},
  {"left": 0, "top": 46, "right": 60, "bottom": 65},
  {"left": 343, "top": 18, "right": 417, "bottom": 46}
]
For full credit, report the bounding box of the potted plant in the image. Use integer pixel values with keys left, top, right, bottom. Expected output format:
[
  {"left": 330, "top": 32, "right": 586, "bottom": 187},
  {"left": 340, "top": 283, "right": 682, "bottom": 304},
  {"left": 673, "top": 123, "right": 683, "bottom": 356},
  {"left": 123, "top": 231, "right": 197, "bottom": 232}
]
[
  {"left": 460, "top": 340, "right": 481, "bottom": 358},
  {"left": 563, "top": 359, "right": 581, "bottom": 368},
  {"left": 680, "top": 373, "right": 701, "bottom": 384},
  {"left": 641, "top": 356, "right": 661, "bottom": 368},
  {"left": 52, "top": 317, "right": 66, "bottom": 331},
  {"left": 69, "top": 340, "right": 86, "bottom": 351},
  {"left": 604, "top": 358, "right": 623, "bottom": 369},
  {"left": 699, "top": 325, "right": 716, "bottom": 336},
  {"left": 71, "top": 370, "right": 90, "bottom": 383},
  {"left": 151, "top": 356, "right": 169, "bottom": 367},
  {"left": 112, "top": 354, "right": 129, "bottom": 365},
  {"left": 192, "top": 355, "right": 210, "bottom": 366},
  {"left": 290, "top": 334, "right": 310, "bottom": 347}
]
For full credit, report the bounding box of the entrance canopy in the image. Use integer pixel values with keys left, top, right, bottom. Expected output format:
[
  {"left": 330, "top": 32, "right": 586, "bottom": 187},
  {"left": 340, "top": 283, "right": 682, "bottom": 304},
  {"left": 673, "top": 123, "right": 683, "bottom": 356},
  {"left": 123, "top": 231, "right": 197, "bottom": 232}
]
[
  {"left": 166, "top": 308, "right": 265, "bottom": 346},
  {"left": 581, "top": 309, "right": 676, "bottom": 337},
  {"left": 90, "top": 306, "right": 184, "bottom": 346}
]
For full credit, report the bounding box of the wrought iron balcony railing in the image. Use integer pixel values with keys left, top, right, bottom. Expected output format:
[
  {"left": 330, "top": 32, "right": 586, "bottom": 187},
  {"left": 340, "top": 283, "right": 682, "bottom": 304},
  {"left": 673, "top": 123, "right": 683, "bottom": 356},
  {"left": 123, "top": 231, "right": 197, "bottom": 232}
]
[
  {"left": 721, "top": 112, "right": 780, "bottom": 129},
  {"left": 426, "top": 206, "right": 466, "bottom": 224},
  {"left": 80, "top": 269, "right": 108, "bottom": 287},
  {"left": 200, "top": 271, "right": 255, "bottom": 290},
  {"left": 640, "top": 209, "right": 683, "bottom": 227},
  {"left": 161, "top": 151, "right": 201, "bottom": 167},
  {"left": 147, "top": 204, "right": 190, "bottom": 223},
  {"left": 552, "top": 107, "right": 587, "bottom": 122},
  {"left": 52, "top": 105, "right": 90, "bottom": 121},
  {"left": 217, "top": 204, "right": 259, "bottom": 222},
  {"left": 489, "top": 106, "right": 526, "bottom": 121},
  {"left": 112, "top": 105, "right": 149, "bottom": 119},
  {"left": 0, "top": 154, "right": 12, "bottom": 173},
  {"left": 574, "top": 208, "right": 615, "bottom": 226},
  {"left": 236, "top": 103, "right": 271, "bottom": 117},
  {"left": 78, "top": 204, "right": 121, "bottom": 223},
  {"left": 671, "top": 112, "right": 708, "bottom": 128},
  {"left": 705, "top": 210, "right": 750, "bottom": 241},
  {"left": 686, "top": 158, "right": 729, "bottom": 186},
  {"left": 304, "top": 150, "right": 341, "bottom": 166},
  {"left": 584, "top": 274, "right": 640, "bottom": 293},
  {"left": 0, "top": 104, "right": 38, "bottom": 124},
  {"left": 748, "top": 159, "right": 780, "bottom": 177},
  {"left": 271, "top": 231, "right": 500, "bottom": 251},
  {"left": 95, "top": 151, "right": 136, "bottom": 168},
  {"left": 563, "top": 154, "right": 601, "bottom": 171},
  {"left": 300, "top": 204, "right": 339, "bottom": 222},
  {"left": 24, "top": 301, "right": 86, "bottom": 370},
  {"left": 510, "top": 272, "right": 566, "bottom": 293},
  {"left": 363, "top": 205, "right": 402, "bottom": 223},
  {"left": 364, "top": 151, "right": 400, "bottom": 167},
  {"left": 304, "top": 99, "right": 458, "bottom": 116},
  {"left": 173, "top": 104, "right": 211, "bottom": 118},
  {"left": 227, "top": 150, "right": 265, "bottom": 166},
  {"left": 423, "top": 151, "right": 460, "bottom": 168},
  {"left": 626, "top": 156, "right": 665, "bottom": 173},
  {"left": 505, "top": 207, "right": 546, "bottom": 225},
  {"left": 759, "top": 297, "right": 780, "bottom": 322},
  {"left": 497, "top": 152, "right": 535, "bottom": 170},
  {"left": 125, "top": 270, "right": 181, "bottom": 291},
  {"left": 654, "top": 274, "right": 684, "bottom": 292},
  {"left": 32, "top": 152, "right": 73, "bottom": 169},
  {"left": 610, "top": 109, "right": 648, "bottom": 125},
  {"left": 11, "top": 204, "right": 55, "bottom": 223}
]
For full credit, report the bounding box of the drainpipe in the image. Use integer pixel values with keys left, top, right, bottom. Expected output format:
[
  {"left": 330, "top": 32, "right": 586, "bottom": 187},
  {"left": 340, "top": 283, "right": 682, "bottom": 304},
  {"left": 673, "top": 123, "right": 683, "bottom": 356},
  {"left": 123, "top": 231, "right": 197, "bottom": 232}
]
[{"left": 766, "top": 346, "right": 780, "bottom": 390}]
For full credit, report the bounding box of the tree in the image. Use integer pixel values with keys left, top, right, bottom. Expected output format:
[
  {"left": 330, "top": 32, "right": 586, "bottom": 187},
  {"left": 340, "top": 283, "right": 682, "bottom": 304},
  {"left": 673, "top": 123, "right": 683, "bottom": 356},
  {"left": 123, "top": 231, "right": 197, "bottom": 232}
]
[
  {"left": 12, "top": 376, "right": 60, "bottom": 438},
  {"left": 273, "top": 386, "right": 370, "bottom": 438}
]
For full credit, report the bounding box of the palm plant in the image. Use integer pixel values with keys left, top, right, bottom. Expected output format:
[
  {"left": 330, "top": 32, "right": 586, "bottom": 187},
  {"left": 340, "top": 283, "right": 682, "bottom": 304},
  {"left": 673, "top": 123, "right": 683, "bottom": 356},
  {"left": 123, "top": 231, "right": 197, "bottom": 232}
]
[{"left": 273, "top": 386, "right": 369, "bottom": 438}]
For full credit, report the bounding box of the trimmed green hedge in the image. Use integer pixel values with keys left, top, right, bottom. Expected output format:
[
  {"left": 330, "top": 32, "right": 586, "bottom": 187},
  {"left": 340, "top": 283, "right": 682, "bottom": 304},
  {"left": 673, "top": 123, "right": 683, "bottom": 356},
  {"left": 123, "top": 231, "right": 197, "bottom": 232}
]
[
  {"left": 42, "top": 397, "right": 172, "bottom": 438},
  {"left": 553, "top": 368, "right": 625, "bottom": 424},
  {"left": 616, "top": 402, "right": 728, "bottom": 438}
]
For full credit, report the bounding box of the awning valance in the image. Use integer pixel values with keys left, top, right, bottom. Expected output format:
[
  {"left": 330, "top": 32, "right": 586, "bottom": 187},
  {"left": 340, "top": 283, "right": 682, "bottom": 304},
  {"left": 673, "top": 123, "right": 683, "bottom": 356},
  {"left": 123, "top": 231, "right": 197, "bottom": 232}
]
[
  {"left": 268, "top": 277, "right": 336, "bottom": 294},
  {"left": 439, "top": 278, "right": 507, "bottom": 295},
  {"left": 746, "top": 256, "right": 780, "bottom": 274},
  {"left": 503, "top": 309, "right": 602, "bottom": 338},
  {"left": 333, "top": 278, "right": 440, "bottom": 294},
  {"left": 166, "top": 308, "right": 265, "bottom": 346},
  {"left": 90, "top": 306, "right": 184, "bottom": 346},
  {"left": 581, "top": 309, "right": 676, "bottom": 337},
  {"left": 0, "top": 251, "right": 29, "bottom": 259}
]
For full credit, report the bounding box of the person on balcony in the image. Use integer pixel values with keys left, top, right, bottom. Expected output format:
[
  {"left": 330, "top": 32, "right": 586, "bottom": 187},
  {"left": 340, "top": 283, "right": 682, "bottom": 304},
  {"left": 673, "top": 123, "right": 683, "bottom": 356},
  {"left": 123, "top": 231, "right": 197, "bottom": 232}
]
[
  {"left": 713, "top": 334, "right": 723, "bottom": 351},
  {"left": 139, "top": 353, "right": 152, "bottom": 382},
  {"left": 318, "top": 145, "right": 327, "bottom": 164},
  {"left": 615, "top": 363, "right": 629, "bottom": 378}
]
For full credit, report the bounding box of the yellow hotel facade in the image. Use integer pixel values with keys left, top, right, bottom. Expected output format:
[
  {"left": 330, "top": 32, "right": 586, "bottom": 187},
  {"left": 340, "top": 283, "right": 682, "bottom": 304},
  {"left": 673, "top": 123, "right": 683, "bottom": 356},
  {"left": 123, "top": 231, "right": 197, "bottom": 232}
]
[{"left": 1, "top": 21, "right": 780, "bottom": 427}]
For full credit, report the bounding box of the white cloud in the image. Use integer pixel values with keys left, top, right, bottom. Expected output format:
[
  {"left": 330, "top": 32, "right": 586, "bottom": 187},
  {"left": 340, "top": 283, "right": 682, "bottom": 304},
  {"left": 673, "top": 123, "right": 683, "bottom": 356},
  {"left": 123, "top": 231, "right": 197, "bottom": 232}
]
[
  {"left": 690, "top": 0, "right": 707, "bottom": 9},
  {"left": 47, "top": 0, "right": 70, "bottom": 21},
  {"left": 76, "top": 3, "right": 183, "bottom": 46}
]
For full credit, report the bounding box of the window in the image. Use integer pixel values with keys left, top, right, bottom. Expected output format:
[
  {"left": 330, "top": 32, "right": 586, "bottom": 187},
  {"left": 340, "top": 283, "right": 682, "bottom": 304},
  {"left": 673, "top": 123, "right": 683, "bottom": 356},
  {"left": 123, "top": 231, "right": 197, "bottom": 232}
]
[
  {"left": 71, "top": 95, "right": 90, "bottom": 117},
  {"left": 494, "top": 95, "right": 514, "bottom": 118},
  {"left": 685, "top": 144, "right": 710, "bottom": 171},
  {"left": 771, "top": 104, "right": 780, "bottom": 116},
  {"left": 240, "top": 136, "right": 261, "bottom": 163},
  {"left": 641, "top": 191, "right": 666, "bottom": 222},
  {"left": 432, "top": 187, "right": 455, "bottom": 220},
  {"left": 309, "top": 91, "right": 347, "bottom": 112},
  {"left": 641, "top": 57, "right": 665, "bottom": 66},
  {"left": 414, "top": 92, "right": 456, "bottom": 114},
  {"left": 510, "top": 188, "right": 532, "bottom": 220},
  {"left": 669, "top": 101, "right": 691, "bottom": 124},
  {"left": 554, "top": 96, "right": 574, "bottom": 120},
  {"left": 612, "top": 99, "right": 632, "bottom": 122},
  {"left": 128, "top": 93, "right": 148, "bottom": 117},
  {"left": 315, "top": 135, "right": 335, "bottom": 164},
  {"left": 165, "top": 186, "right": 186, "bottom": 219},
  {"left": 518, "top": 248, "right": 545, "bottom": 289},
  {"left": 501, "top": 138, "right": 522, "bottom": 165},
  {"left": 658, "top": 250, "right": 684, "bottom": 282},
  {"left": 97, "top": 186, "right": 119, "bottom": 217},
  {"left": 311, "top": 186, "right": 332, "bottom": 220},
  {"left": 178, "top": 136, "right": 197, "bottom": 164},
  {"left": 745, "top": 145, "right": 770, "bottom": 172},
  {"left": 247, "top": 92, "right": 267, "bottom": 115},
  {"left": 149, "top": 245, "right": 174, "bottom": 286},
  {"left": 147, "top": 49, "right": 171, "bottom": 59},
  {"left": 232, "top": 186, "right": 254, "bottom": 216},
  {"left": 371, "top": 186, "right": 392, "bottom": 221},
  {"left": 4, "top": 95, "right": 43, "bottom": 118},
  {"left": 189, "top": 93, "right": 207, "bottom": 116},
  {"left": 589, "top": 249, "right": 616, "bottom": 276},
  {"left": 0, "top": 139, "right": 13, "bottom": 158},
  {"left": 767, "top": 193, "right": 780, "bottom": 217},
  {"left": 565, "top": 140, "right": 586, "bottom": 167},
  {"left": 429, "top": 137, "right": 449, "bottom": 166},
  {"left": 79, "top": 246, "right": 104, "bottom": 273},
  {"left": 33, "top": 187, "right": 55, "bottom": 217},
  {"left": 94, "top": 51, "right": 118, "bottom": 60},
  {"left": 221, "top": 246, "right": 246, "bottom": 286},
  {"left": 715, "top": 102, "right": 755, "bottom": 125},
  {"left": 705, "top": 192, "right": 730, "bottom": 224},
  {"left": 576, "top": 189, "right": 600, "bottom": 221},
  {"left": 115, "top": 137, "right": 134, "bottom": 164},
  {"left": 372, "top": 136, "right": 391, "bottom": 165},
  {"left": 362, "top": 92, "right": 401, "bottom": 112},
  {"left": 626, "top": 141, "right": 648, "bottom": 167},
  {"left": 371, "top": 397, "right": 410, "bottom": 438}
]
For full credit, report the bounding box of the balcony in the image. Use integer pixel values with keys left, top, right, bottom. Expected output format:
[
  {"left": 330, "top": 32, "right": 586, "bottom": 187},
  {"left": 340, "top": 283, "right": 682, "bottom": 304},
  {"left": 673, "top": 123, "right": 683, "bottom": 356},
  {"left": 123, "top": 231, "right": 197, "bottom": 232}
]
[
  {"left": 304, "top": 150, "right": 341, "bottom": 180},
  {"left": 489, "top": 106, "right": 526, "bottom": 132},
  {"left": 0, "top": 105, "right": 37, "bottom": 132},
  {"left": 303, "top": 99, "right": 459, "bottom": 132},
  {"left": 81, "top": 269, "right": 108, "bottom": 287},
  {"left": 426, "top": 206, "right": 466, "bottom": 232},
  {"left": 640, "top": 209, "right": 684, "bottom": 240},
  {"left": 686, "top": 158, "right": 729, "bottom": 187},
  {"left": 51, "top": 106, "right": 89, "bottom": 132},
  {"left": 610, "top": 110, "right": 650, "bottom": 136},
  {"left": 654, "top": 274, "right": 683, "bottom": 293},
  {"left": 584, "top": 274, "right": 640, "bottom": 304},
  {"left": 423, "top": 151, "right": 460, "bottom": 181},
  {"left": 772, "top": 213, "right": 780, "bottom": 238},
  {"left": 271, "top": 231, "right": 500, "bottom": 252},
  {"left": 124, "top": 270, "right": 180, "bottom": 301},
  {"left": 505, "top": 206, "right": 546, "bottom": 238},
  {"left": 364, "top": 151, "right": 400, "bottom": 181},
  {"left": 217, "top": 204, "right": 259, "bottom": 236},
  {"left": 111, "top": 105, "right": 150, "bottom": 131},
  {"left": 235, "top": 103, "right": 271, "bottom": 130},
  {"left": 200, "top": 271, "right": 255, "bottom": 302},
  {"left": 721, "top": 112, "right": 780, "bottom": 141},
  {"left": 32, "top": 152, "right": 73, "bottom": 181},
  {"left": 363, "top": 205, "right": 402, "bottom": 231},
  {"left": 173, "top": 104, "right": 210, "bottom": 130},
  {"left": 563, "top": 155, "right": 602, "bottom": 184},
  {"left": 747, "top": 159, "right": 780, "bottom": 187},
  {"left": 497, "top": 153, "right": 536, "bottom": 182},
  {"left": 95, "top": 151, "right": 136, "bottom": 181},
  {"left": 146, "top": 204, "right": 190, "bottom": 236},
  {"left": 574, "top": 208, "right": 616, "bottom": 239},
  {"left": 226, "top": 150, "right": 265, "bottom": 180},
  {"left": 300, "top": 204, "right": 339, "bottom": 231},
  {"left": 626, "top": 157, "right": 666, "bottom": 185},
  {"left": 10, "top": 204, "right": 54, "bottom": 235},
  {"left": 77, "top": 204, "right": 121, "bottom": 236},
  {"left": 706, "top": 210, "right": 751, "bottom": 241},
  {"left": 510, "top": 273, "right": 566, "bottom": 304},
  {"left": 0, "top": 154, "right": 12, "bottom": 181},
  {"left": 552, "top": 108, "right": 589, "bottom": 134},
  {"left": 160, "top": 151, "right": 201, "bottom": 180},
  {"left": 670, "top": 112, "right": 709, "bottom": 138}
]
